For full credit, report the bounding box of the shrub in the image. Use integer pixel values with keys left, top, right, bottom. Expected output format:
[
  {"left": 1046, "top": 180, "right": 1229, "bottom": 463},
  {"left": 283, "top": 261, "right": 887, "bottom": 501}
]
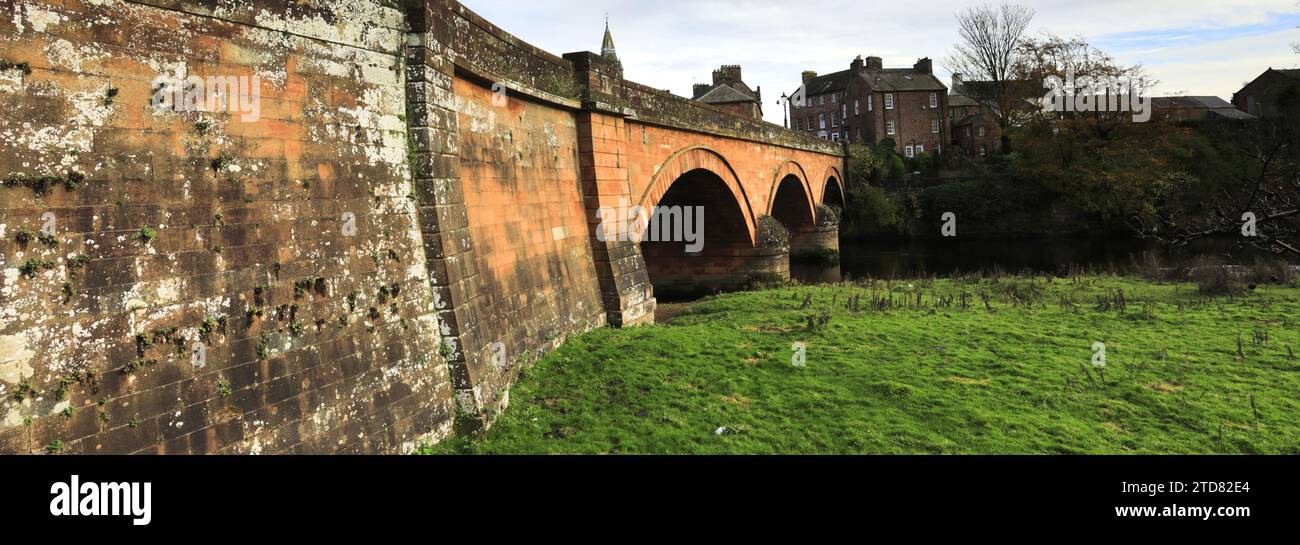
[
  {"left": 815, "top": 203, "right": 841, "bottom": 229},
  {"left": 1246, "top": 258, "right": 1297, "bottom": 286},
  {"left": 755, "top": 215, "right": 789, "bottom": 249},
  {"left": 1190, "top": 257, "right": 1241, "bottom": 295},
  {"left": 915, "top": 152, "right": 937, "bottom": 177},
  {"left": 887, "top": 155, "right": 906, "bottom": 182}
]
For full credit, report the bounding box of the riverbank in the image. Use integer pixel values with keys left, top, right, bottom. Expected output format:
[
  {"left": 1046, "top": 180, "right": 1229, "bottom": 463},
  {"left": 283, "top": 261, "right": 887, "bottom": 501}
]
[{"left": 420, "top": 275, "right": 1300, "bottom": 454}]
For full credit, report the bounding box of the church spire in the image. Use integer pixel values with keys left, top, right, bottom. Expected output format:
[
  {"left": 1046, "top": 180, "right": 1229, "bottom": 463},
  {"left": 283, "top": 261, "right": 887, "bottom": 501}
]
[{"left": 601, "top": 18, "right": 618, "bottom": 62}]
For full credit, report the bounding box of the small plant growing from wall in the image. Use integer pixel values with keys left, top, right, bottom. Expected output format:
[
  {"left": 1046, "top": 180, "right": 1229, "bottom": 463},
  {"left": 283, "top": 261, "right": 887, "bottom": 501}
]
[
  {"left": 18, "top": 258, "right": 56, "bottom": 278},
  {"left": 12, "top": 227, "right": 37, "bottom": 245},
  {"left": 0, "top": 59, "right": 32, "bottom": 75},
  {"left": 134, "top": 227, "right": 157, "bottom": 244},
  {"left": 101, "top": 87, "right": 119, "bottom": 107}
]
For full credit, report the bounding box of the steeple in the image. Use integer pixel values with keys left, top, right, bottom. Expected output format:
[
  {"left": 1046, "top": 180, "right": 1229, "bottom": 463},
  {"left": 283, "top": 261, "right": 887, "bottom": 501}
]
[{"left": 601, "top": 18, "right": 618, "bottom": 62}]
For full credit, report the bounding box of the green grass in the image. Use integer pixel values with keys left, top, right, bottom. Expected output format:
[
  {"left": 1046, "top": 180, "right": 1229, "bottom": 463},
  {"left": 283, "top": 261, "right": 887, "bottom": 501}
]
[{"left": 421, "top": 275, "right": 1300, "bottom": 454}]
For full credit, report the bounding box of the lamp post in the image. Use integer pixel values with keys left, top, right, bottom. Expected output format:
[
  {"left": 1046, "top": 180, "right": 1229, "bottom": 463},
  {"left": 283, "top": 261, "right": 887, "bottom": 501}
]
[{"left": 779, "top": 92, "right": 791, "bottom": 128}]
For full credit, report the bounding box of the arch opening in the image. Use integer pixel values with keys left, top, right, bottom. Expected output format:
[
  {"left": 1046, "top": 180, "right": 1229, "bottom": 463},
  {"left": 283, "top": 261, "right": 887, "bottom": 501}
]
[
  {"left": 639, "top": 168, "right": 767, "bottom": 300},
  {"left": 823, "top": 176, "right": 846, "bottom": 211},
  {"left": 770, "top": 174, "right": 816, "bottom": 235}
]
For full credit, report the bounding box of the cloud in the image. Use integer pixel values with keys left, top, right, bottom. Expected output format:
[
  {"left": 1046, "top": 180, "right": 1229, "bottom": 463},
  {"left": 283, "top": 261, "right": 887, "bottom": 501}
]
[{"left": 461, "top": 0, "right": 1300, "bottom": 124}]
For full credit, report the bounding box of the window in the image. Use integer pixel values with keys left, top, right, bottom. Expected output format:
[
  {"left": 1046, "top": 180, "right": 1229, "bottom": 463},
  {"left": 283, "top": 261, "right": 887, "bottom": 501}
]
[
  {"left": 905, "top": 145, "right": 914, "bottom": 158},
  {"left": 831, "top": 111, "right": 839, "bottom": 127},
  {"left": 931, "top": 119, "right": 940, "bottom": 134},
  {"left": 831, "top": 93, "right": 838, "bottom": 103},
  {"left": 916, "top": 144, "right": 924, "bottom": 154},
  {"left": 868, "top": 95, "right": 874, "bottom": 111},
  {"left": 819, "top": 95, "right": 825, "bottom": 106},
  {"left": 819, "top": 113, "right": 826, "bottom": 129},
  {"left": 934, "top": 144, "right": 940, "bottom": 155},
  {"left": 886, "top": 121, "right": 895, "bottom": 135},
  {"left": 854, "top": 99, "right": 860, "bottom": 116},
  {"left": 979, "top": 145, "right": 987, "bottom": 156},
  {"left": 885, "top": 93, "right": 894, "bottom": 109},
  {"left": 831, "top": 133, "right": 840, "bottom": 143},
  {"left": 807, "top": 117, "right": 814, "bottom": 131},
  {"left": 977, "top": 127, "right": 986, "bottom": 137},
  {"left": 795, "top": 118, "right": 802, "bottom": 131},
  {"left": 929, "top": 93, "right": 938, "bottom": 108}
]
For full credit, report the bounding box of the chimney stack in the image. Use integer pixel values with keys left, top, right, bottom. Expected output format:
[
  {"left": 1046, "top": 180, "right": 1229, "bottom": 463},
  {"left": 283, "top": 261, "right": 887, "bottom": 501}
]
[
  {"left": 851, "top": 55, "right": 864, "bottom": 73},
  {"left": 865, "top": 56, "right": 883, "bottom": 70},
  {"left": 692, "top": 83, "right": 710, "bottom": 99},
  {"left": 802, "top": 70, "right": 818, "bottom": 84},
  {"left": 914, "top": 57, "right": 933, "bottom": 75},
  {"left": 951, "top": 73, "right": 963, "bottom": 92}
]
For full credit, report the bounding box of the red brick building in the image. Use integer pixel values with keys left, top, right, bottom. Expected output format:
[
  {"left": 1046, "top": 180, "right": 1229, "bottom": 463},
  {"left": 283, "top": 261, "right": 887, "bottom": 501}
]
[
  {"left": 790, "top": 56, "right": 948, "bottom": 159},
  {"left": 948, "top": 74, "right": 1001, "bottom": 157},
  {"left": 692, "top": 65, "right": 764, "bottom": 120}
]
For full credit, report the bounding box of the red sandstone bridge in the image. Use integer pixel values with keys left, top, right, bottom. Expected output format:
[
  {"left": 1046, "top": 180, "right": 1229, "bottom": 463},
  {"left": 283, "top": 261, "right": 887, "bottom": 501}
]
[{"left": 0, "top": 0, "right": 844, "bottom": 453}]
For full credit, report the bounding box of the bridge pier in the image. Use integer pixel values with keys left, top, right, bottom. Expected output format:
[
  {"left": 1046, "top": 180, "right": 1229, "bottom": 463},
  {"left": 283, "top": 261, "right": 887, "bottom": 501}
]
[
  {"left": 790, "top": 225, "right": 840, "bottom": 260},
  {"left": 643, "top": 245, "right": 790, "bottom": 299},
  {"left": 569, "top": 54, "right": 657, "bottom": 327}
]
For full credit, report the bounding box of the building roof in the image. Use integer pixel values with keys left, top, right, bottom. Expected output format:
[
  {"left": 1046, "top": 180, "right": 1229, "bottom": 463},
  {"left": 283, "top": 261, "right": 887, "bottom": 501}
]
[
  {"left": 1151, "top": 96, "right": 1235, "bottom": 109},
  {"left": 695, "top": 84, "right": 757, "bottom": 104},
  {"left": 1209, "top": 108, "right": 1257, "bottom": 120},
  {"left": 802, "top": 67, "right": 946, "bottom": 96},
  {"left": 948, "top": 94, "right": 979, "bottom": 107}
]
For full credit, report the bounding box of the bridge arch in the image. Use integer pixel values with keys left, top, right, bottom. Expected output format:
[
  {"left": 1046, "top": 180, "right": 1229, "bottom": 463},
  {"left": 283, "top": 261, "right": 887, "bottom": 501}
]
[
  {"left": 766, "top": 161, "right": 817, "bottom": 220},
  {"left": 768, "top": 161, "right": 817, "bottom": 238},
  {"left": 637, "top": 145, "right": 757, "bottom": 245},
  {"left": 821, "top": 165, "right": 845, "bottom": 210}
]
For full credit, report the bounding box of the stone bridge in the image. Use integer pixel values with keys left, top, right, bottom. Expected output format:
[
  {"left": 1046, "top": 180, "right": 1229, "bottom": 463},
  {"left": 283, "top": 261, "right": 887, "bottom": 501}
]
[{"left": 0, "top": 0, "right": 844, "bottom": 454}]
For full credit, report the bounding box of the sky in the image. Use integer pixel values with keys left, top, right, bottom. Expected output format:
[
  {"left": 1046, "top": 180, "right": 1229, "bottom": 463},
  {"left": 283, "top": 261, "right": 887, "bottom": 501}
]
[{"left": 460, "top": 0, "right": 1300, "bottom": 125}]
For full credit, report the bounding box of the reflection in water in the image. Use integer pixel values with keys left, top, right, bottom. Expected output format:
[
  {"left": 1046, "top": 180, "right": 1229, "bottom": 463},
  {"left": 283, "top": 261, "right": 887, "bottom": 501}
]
[{"left": 792, "top": 237, "right": 1279, "bottom": 283}]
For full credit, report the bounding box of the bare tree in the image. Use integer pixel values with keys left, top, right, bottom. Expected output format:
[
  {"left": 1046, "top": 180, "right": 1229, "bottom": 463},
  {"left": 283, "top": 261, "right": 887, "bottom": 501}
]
[
  {"left": 945, "top": 3, "right": 1035, "bottom": 153},
  {"left": 1130, "top": 103, "right": 1300, "bottom": 258}
]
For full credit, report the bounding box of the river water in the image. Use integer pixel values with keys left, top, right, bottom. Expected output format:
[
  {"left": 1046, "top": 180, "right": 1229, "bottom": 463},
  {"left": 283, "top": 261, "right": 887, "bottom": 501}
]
[{"left": 791, "top": 237, "right": 1280, "bottom": 283}]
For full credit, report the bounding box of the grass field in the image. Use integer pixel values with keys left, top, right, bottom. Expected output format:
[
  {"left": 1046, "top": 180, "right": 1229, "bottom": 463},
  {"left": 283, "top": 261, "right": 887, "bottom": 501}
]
[{"left": 421, "top": 275, "right": 1300, "bottom": 454}]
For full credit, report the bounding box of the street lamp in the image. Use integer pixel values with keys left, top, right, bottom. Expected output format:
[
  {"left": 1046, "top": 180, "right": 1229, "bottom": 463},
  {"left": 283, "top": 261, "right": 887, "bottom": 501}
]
[{"left": 779, "top": 93, "right": 791, "bottom": 128}]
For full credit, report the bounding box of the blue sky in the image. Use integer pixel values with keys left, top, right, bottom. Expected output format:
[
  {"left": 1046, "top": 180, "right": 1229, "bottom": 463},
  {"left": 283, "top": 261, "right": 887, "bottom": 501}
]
[{"left": 461, "top": 0, "right": 1300, "bottom": 125}]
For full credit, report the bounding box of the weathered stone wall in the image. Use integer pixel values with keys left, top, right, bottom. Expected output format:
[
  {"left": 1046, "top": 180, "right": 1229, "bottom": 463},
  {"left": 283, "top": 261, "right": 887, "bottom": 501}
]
[
  {"left": 0, "top": 0, "right": 454, "bottom": 454},
  {"left": 1, "top": 0, "right": 845, "bottom": 453}
]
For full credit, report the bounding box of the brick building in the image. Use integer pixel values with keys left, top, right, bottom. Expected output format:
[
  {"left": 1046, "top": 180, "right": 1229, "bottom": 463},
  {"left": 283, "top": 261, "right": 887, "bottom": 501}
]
[
  {"left": 789, "top": 55, "right": 948, "bottom": 159},
  {"left": 948, "top": 73, "right": 1001, "bottom": 157},
  {"left": 692, "top": 65, "right": 764, "bottom": 120},
  {"left": 1233, "top": 68, "right": 1300, "bottom": 118}
]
